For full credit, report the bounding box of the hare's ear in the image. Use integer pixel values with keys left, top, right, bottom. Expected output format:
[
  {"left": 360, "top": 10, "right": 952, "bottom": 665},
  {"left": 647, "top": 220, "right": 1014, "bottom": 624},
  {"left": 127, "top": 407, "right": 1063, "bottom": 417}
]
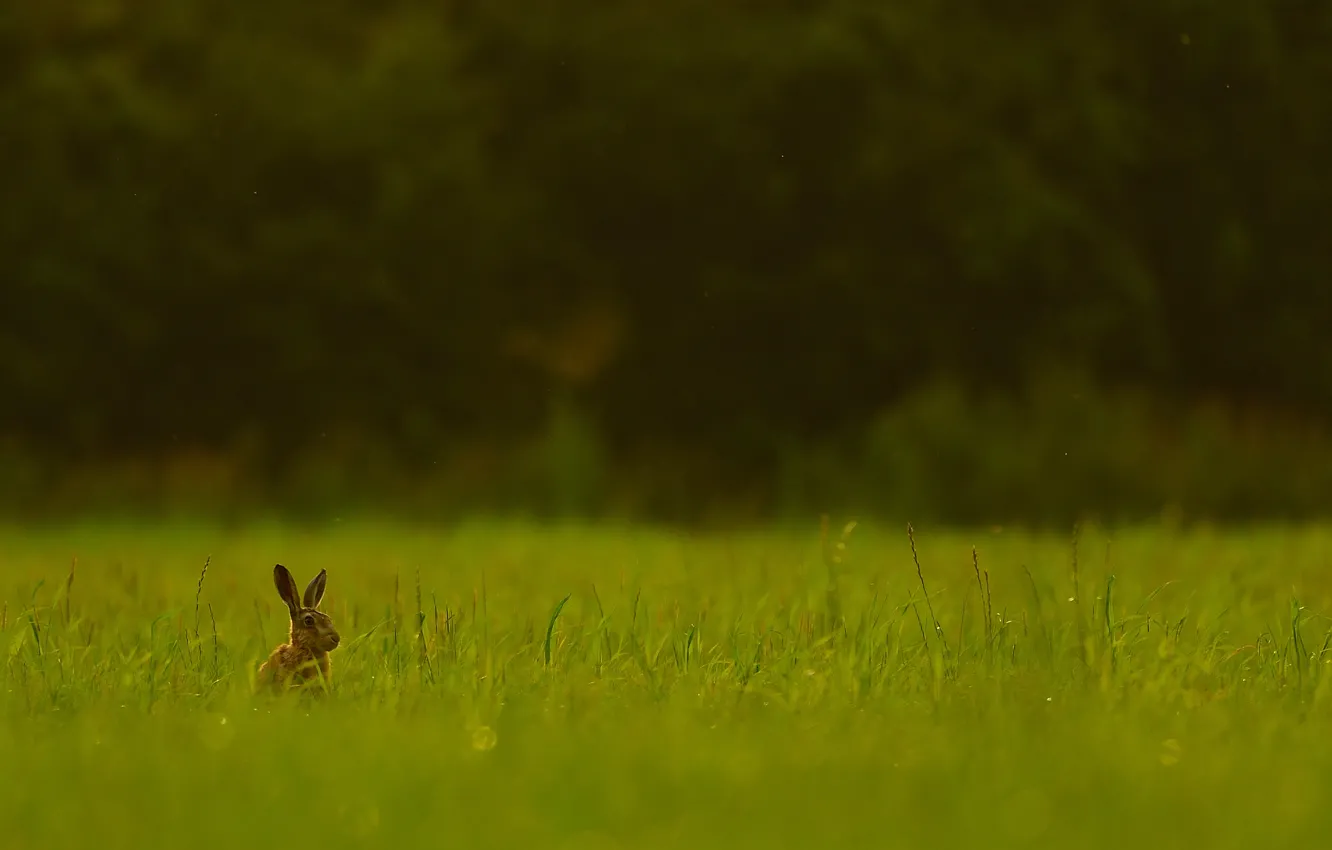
[
  {"left": 273, "top": 564, "right": 301, "bottom": 616},
  {"left": 303, "top": 568, "right": 328, "bottom": 610}
]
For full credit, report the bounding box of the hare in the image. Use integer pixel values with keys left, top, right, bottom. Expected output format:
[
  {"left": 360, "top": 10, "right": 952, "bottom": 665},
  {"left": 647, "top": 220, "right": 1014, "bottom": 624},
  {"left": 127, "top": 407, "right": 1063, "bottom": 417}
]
[{"left": 257, "top": 564, "right": 341, "bottom": 690}]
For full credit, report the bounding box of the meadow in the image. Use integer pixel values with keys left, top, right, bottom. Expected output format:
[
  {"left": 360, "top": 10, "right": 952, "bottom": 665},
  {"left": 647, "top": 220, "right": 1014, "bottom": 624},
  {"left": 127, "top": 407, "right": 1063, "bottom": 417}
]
[{"left": 2, "top": 517, "right": 1331, "bottom": 848}]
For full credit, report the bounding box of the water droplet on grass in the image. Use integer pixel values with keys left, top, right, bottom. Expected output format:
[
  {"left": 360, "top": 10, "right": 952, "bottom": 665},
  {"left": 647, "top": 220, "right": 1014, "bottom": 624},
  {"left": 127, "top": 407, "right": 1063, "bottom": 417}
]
[{"left": 471, "top": 725, "right": 498, "bottom": 751}]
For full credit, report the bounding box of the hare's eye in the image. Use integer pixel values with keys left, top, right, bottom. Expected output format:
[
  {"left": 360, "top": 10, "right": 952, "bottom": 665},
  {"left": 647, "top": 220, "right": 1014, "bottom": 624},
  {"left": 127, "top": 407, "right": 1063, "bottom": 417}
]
[{"left": 303, "top": 615, "right": 315, "bottom": 626}]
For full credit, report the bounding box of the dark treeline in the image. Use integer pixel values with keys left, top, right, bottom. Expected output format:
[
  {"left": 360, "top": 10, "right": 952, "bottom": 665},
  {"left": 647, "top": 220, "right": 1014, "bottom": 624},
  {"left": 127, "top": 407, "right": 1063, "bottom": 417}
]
[{"left": 3, "top": 2, "right": 1331, "bottom": 521}]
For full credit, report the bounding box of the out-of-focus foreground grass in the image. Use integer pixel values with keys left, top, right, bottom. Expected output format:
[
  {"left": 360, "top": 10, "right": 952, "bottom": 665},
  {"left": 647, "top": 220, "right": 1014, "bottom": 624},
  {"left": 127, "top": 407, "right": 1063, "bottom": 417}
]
[{"left": 2, "top": 519, "right": 1332, "bottom": 849}]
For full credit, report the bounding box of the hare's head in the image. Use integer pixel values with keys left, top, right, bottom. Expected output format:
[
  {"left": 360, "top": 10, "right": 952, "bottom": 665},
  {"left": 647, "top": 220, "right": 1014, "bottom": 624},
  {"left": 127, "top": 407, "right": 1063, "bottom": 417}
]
[{"left": 273, "top": 564, "right": 340, "bottom": 653}]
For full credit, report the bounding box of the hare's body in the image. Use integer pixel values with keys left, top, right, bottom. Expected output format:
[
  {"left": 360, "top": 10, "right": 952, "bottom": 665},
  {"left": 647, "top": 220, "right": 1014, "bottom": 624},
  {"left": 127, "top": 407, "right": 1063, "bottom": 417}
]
[
  {"left": 258, "top": 564, "right": 340, "bottom": 690},
  {"left": 259, "top": 628, "right": 333, "bottom": 687}
]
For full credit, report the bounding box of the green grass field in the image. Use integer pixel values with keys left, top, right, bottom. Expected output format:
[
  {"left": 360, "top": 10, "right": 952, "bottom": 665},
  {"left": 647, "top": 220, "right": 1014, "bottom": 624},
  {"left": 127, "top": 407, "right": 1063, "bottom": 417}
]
[{"left": 2, "top": 518, "right": 1331, "bottom": 848}]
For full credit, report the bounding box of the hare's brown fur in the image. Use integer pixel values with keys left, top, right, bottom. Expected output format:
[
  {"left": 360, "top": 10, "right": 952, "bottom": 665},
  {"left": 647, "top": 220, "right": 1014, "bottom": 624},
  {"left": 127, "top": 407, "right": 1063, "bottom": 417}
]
[{"left": 258, "top": 564, "right": 340, "bottom": 690}]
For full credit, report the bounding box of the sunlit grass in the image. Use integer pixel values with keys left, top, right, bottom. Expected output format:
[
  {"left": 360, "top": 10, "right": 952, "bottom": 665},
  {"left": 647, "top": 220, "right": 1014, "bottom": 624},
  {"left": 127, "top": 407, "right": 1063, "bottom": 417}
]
[{"left": 2, "top": 518, "right": 1332, "bottom": 848}]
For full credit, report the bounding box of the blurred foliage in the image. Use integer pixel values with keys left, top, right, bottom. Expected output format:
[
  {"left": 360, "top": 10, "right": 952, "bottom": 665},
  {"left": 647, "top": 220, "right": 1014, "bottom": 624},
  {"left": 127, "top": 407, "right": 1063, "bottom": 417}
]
[
  {"left": 2, "top": 1, "right": 1330, "bottom": 521},
  {"left": 3, "top": 378, "right": 1331, "bottom": 525}
]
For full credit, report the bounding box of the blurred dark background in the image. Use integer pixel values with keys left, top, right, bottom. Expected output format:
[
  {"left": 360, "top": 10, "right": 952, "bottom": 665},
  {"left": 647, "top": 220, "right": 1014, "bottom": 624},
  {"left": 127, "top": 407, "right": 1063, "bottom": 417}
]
[{"left": 3, "top": 1, "right": 1330, "bottom": 525}]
